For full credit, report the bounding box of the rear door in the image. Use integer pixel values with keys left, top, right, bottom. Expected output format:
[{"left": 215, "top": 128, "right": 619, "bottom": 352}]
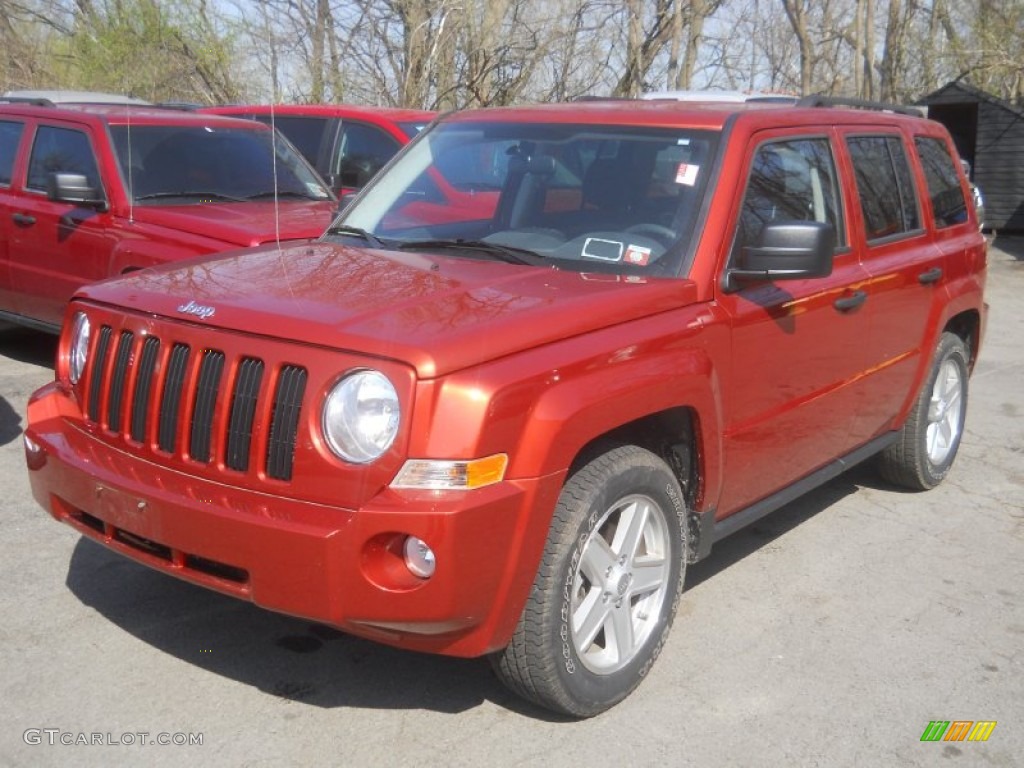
[
  {"left": 841, "top": 129, "right": 952, "bottom": 438},
  {"left": 715, "top": 130, "right": 874, "bottom": 516},
  {"left": 7, "top": 120, "right": 116, "bottom": 328}
]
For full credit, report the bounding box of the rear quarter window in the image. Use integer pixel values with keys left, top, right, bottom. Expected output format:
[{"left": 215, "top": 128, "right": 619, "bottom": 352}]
[{"left": 914, "top": 136, "right": 969, "bottom": 228}]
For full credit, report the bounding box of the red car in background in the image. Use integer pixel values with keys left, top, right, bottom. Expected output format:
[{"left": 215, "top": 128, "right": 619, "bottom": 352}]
[
  {"left": 0, "top": 99, "right": 336, "bottom": 331},
  {"left": 203, "top": 104, "right": 435, "bottom": 196}
]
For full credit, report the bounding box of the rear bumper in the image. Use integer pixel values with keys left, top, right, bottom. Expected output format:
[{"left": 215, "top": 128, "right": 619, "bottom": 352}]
[{"left": 26, "top": 382, "right": 563, "bottom": 657}]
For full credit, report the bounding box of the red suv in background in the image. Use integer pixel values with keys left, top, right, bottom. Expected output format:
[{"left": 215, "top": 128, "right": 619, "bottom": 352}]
[
  {"left": 203, "top": 104, "right": 435, "bottom": 196},
  {"left": 0, "top": 99, "right": 336, "bottom": 331}
]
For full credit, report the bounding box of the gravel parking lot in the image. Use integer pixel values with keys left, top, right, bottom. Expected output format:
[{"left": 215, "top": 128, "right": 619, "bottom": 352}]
[{"left": 1, "top": 240, "right": 1021, "bottom": 767}]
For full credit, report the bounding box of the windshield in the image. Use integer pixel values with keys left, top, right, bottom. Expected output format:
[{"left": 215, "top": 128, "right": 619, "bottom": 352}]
[
  {"left": 110, "top": 124, "right": 332, "bottom": 204},
  {"left": 338, "top": 121, "right": 718, "bottom": 276}
]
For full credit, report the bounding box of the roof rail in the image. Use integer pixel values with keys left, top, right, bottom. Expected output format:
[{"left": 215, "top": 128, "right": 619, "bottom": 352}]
[
  {"left": 0, "top": 96, "right": 54, "bottom": 107},
  {"left": 573, "top": 95, "right": 634, "bottom": 102},
  {"left": 796, "top": 95, "right": 924, "bottom": 117},
  {"left": 153, "top": 101, "right": 203, "bottom": 111}
]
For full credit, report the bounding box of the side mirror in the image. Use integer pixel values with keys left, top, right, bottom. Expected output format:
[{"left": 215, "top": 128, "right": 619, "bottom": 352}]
[
  {"left": 47, "top": 172, "right": 107, "bottom": 209},
  {"left": 724, "top": 221, "right": 835, "bottom": 291}
]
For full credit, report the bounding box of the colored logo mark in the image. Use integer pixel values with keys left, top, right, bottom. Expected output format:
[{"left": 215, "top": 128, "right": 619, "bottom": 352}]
[{"left": 920, "top": 721, "right": 997, "bottom": 742}]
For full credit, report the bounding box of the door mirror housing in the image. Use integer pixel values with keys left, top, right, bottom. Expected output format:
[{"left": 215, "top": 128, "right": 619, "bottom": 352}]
[
  {"left": 724, "top": 221, "right": 835, "bottom": 291},
  {"left": 47, "top": 172, "right": 107, "bottom": 210}
]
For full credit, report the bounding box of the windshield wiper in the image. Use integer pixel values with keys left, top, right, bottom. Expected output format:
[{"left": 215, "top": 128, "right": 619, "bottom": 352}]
[
  {"left": 133, "top": 190, "right": 247, "bottom": 202},
  {"left": 246, "top": 190, "right": 320, "bottom": 201},
  {"left": 324, "top": 224, "right": 390, "bottom": 249},
  {"left": 395, "top": 239, "right": 547, "bottom": 266}
]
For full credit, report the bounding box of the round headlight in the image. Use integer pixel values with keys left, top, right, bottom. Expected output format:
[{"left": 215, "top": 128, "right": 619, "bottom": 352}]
[
  {"left": 322, "top": 370, "right": 400, "bottom": 463},
  {"left": 69, "top": 311, "right": 91, "bottom": 385}
]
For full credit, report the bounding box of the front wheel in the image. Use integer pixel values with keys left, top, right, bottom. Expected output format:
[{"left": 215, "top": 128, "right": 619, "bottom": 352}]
[
  {"left": 878, "top": 332, "right": 970, "bottom": 490},
  {"left": 490, "top": 445, "right": 687, "bottom": 717}
]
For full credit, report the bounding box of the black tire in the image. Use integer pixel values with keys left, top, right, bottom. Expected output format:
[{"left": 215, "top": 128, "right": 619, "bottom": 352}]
[
  {"left": 490, "top": 445, "right": 687, "bottom": 717},
  {"left": 878, "top": 332, "right": 969, "bottom": 490}
]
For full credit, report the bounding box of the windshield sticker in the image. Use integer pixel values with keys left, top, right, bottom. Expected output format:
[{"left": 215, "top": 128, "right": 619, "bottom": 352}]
[
  {"left": 624, "top": 244, "right": 652, "bottom": 266},
  {"left": 582, "top": 237, "right": 624, "bottom": 262},
  {"left": 675, "top": 163, "right": 699, "bottom": 186}
]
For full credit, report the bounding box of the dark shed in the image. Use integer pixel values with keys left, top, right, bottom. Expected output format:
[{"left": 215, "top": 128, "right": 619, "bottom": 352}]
[{"left": 918, "top": 81, "right": 1024, "bottom": 232}]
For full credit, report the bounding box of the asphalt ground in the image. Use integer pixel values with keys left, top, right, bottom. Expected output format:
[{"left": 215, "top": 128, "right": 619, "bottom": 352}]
[{"left": 0, "top": 239, "right": 1021, "bottom": 767}]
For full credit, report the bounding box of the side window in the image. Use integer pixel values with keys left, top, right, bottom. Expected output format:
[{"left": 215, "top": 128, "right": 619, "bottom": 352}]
[
  {"left": 0, "top": 120, "right": 24, "bottom": 186},
  {"left": 846, "top": 135, "right": 921, "bottom": 241},
  {"left": 731, "top": 137, "right": 844, "bottom": 261},
  {"left": 335, "top": 123, "right": 401, "bottom": 188},
  {"left": 914, "top": 136, "right": 969, "bottom": 228},
  {"left": 27, "top": 125, "right": 102, "bottom": 192},
  {"left": 253, "top": 115, "right": 331, "bottom": 170}
]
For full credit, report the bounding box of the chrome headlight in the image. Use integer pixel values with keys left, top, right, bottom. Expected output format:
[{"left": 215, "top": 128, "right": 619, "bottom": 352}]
[
  {"left": 69, "top": 311, "right": 91, "bottom": 385},
  {"left": 322, "top": 369, "right": 400, "bottom": 463}
]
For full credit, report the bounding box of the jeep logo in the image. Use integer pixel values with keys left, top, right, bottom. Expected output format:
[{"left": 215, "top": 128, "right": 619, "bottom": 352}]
[{"left": 176, "top": 300, "right": 216, "bottom": 320}]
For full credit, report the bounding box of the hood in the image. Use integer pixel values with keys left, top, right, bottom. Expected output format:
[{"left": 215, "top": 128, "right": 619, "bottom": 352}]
[
  {"left": 79, "top": 242, "right": 699, "bottom": 378},
  {"left": 126, "top": 200, "right": 337, "bottom": 246}
]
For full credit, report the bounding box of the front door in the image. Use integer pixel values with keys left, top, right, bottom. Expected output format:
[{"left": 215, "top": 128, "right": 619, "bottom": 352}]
[
  {"left": 715, "top": 131, "right": 874, "bottom": 516},
  {"left": 8, "top": 122, "right": 114, "bottom": 328}
]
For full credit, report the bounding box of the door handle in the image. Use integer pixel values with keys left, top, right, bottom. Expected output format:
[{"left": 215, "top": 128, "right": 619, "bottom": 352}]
[
  {"left": 833, "top": 290, "right": 867, "bottom": 312},
  {"left": 12, "top": 213, "right": 36, "bottom": 227},
  {"left": 918, "top": 266, "right": 943, "bottom": 284}
]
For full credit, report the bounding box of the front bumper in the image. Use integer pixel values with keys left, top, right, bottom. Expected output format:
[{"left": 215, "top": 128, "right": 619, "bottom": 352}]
[{"left": 26, "top": 382, "right": 564, "bottom": 657}]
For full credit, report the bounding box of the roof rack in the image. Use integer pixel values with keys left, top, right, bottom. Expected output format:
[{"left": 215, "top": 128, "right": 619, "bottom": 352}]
[
  {"left": 153, "top": 101, "right": 203, "bottom": 111},
  {"left": 0, "top": 96, "right": 55, "bottom": 107},
  {"left": 573, "top": 95, "right": 634, "bottom": 102},
  {"left": 796, "top": 95, "right": 924, "bottom": 117},
  {"left": 642, "top": 90, "right": 797, "bottom": 104}
]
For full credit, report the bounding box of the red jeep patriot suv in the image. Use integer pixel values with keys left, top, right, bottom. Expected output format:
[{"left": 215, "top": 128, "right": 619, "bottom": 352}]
[
  {"left": 0, "top": 99, "right": 336, "bottom": 331},
  {"left": 24, "top": 97, "right": 987, "bottom": 716}
]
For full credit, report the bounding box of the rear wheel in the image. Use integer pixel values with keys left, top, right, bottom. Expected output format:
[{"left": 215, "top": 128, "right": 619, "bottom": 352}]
[
  {"left": 491, "top": 445, "right": 687, "bottom": 717},
  {"left": 879, "top": 332, "right": 969, "bottom": 490}
]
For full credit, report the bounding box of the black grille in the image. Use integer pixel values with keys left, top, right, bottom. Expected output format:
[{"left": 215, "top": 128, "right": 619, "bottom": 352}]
[
  {"left": 158, "top": 344, "right": 191, "bottom": 454},
  {"left": 130, "top": 337, "right": 161, "bottom": 443},
  {"left": 189, "top": 350, "right": 226, "bottom": 463},
  {"left": 107, "top": 330, "right": 134, "bottom": 433},
  {"left": 225, "top": 358, "right": 264, "bottom": 472},
  {"left": 267, "top": 366, "right": 307, "bottom": 481},
  {"left": 81, "top": 325, "right": 307, "bottom": 483},
  {"left": 87, "top": 326, "right": 113, "bottom": 423}
]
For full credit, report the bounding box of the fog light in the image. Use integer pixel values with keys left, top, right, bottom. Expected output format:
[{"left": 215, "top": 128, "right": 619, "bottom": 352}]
[
  {"left": 403, "top": 536, "right": 436, "bottom": 579},
  {"left": 24, "top": 434, "right": 40, "bottom": 453}
]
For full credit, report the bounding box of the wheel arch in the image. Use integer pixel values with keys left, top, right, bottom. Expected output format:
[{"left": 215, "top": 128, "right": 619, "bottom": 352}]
[
  {"left": 569, "top": 407, "right": 701, "bottom": 509},
  {"left": 943, "top": 308, "right": 981, "bottom": 369},
  {"left": 567, "top": 407, "right": 714, "bottom": 565}
]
